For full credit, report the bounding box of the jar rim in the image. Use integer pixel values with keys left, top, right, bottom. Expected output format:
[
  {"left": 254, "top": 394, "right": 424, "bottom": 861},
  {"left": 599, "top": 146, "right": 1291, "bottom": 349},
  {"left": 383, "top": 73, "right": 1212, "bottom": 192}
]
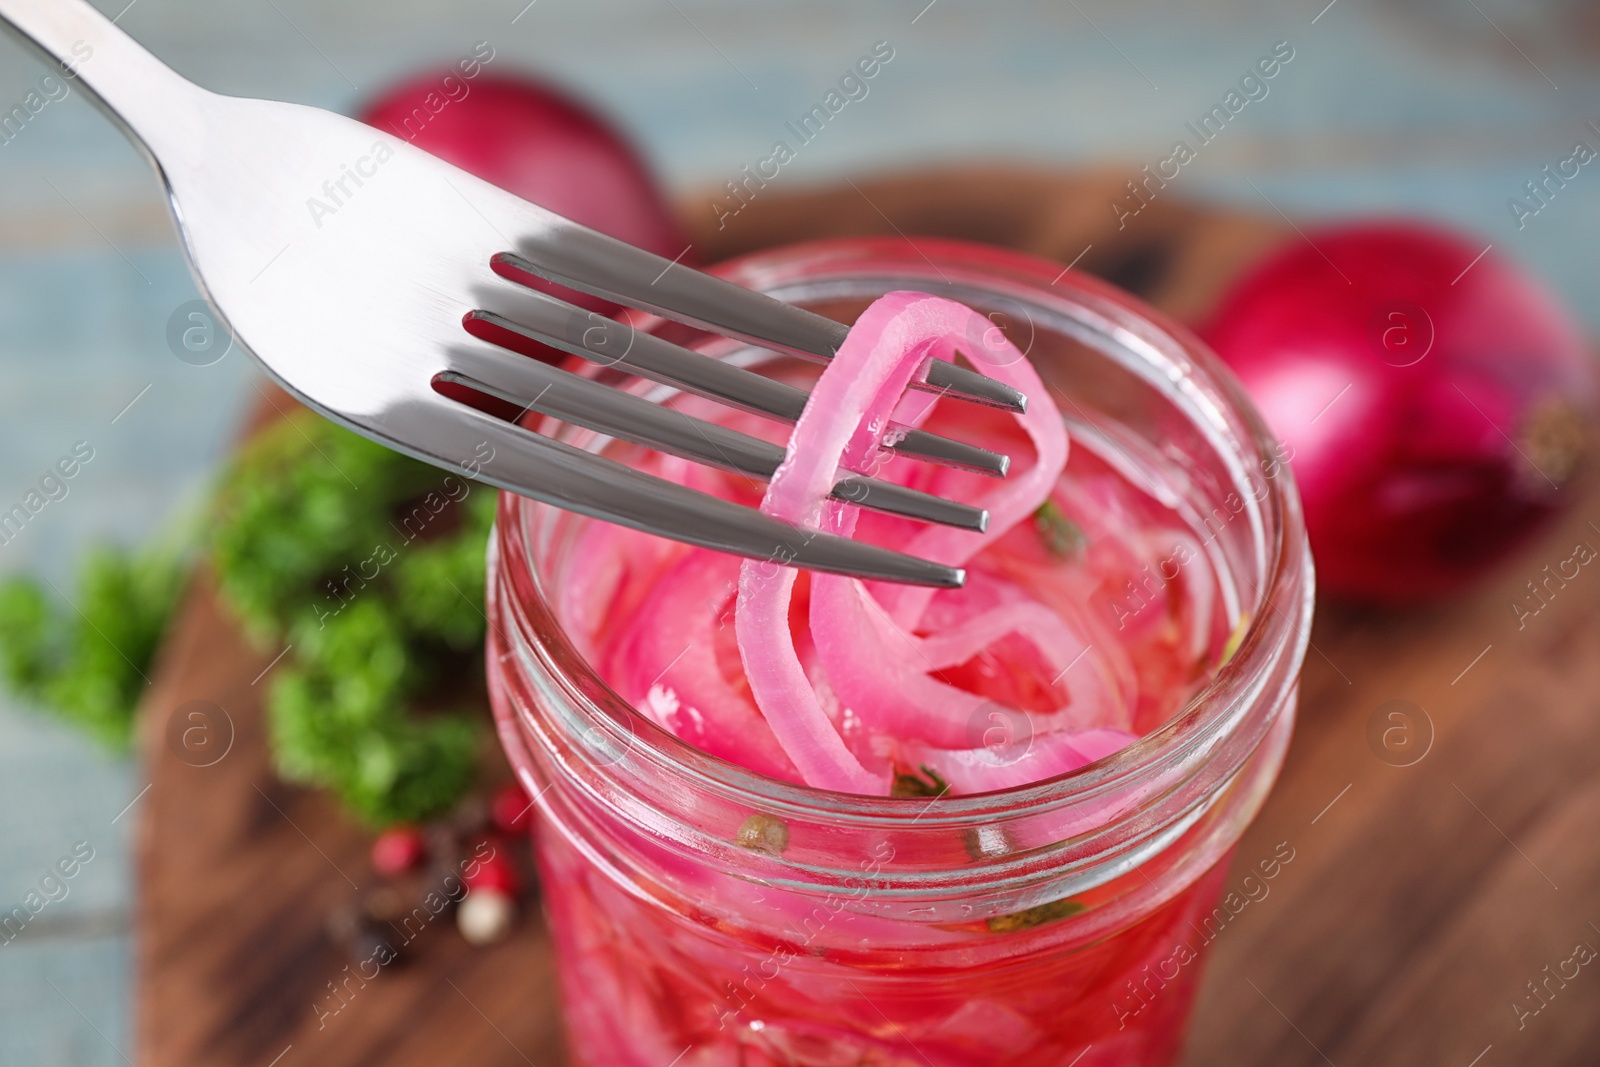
[{"left": 492, "top": 235, "right": 1313, "bottom": 832}]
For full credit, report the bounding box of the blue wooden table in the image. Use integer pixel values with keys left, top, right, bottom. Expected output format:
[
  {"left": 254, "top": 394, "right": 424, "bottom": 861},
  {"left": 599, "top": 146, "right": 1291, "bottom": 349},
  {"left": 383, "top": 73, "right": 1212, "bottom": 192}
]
[{"left": 1, "top": 1, "right": 1596, "bottom": 1062}]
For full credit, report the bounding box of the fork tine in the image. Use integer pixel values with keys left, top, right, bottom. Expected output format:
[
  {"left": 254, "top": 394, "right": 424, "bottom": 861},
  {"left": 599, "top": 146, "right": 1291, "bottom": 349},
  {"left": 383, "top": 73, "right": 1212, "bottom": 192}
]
[
  {"left": 466, "top": 305, "right": 808, "bottom": 420},
  {"left": 442, "top": 343, "right": 776, "bottom": 473},
  {"left": 493, "top": 244, "right": 1028, "bottom": 414},
  {"left": 468, "top": 290, "right": 1010, "bottom": 477},
  {"left": 440, "top": 343, "right": 989, "bottom": 532},
  {"left": 374, "top": 396, "right": 966, "bottom": 588},
  {"left": 830, "top": 476, "right": 989, "bottom": 533},
  {"left": 889, "top": 428, "right": 1010, "bottom": 478}
]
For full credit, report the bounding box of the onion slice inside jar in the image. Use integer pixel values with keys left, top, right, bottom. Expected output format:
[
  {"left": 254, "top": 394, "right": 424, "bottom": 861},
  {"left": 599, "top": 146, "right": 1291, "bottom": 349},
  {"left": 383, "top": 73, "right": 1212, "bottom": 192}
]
[{"left": 735, "top": 293, "right": 1137, "bottom": 794}]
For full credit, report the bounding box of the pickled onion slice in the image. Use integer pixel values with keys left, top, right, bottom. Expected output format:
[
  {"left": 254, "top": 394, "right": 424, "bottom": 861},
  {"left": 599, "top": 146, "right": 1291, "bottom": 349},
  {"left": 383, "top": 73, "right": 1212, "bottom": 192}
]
[
  {"left": 607, "top": 549, "right": 798, "bottom": 780},
  {"left": 736, "top": 293, "right": 1136, "bottom": 794},
  {"left": 734, "top": 293, "right": 943, "bottom": 793}
]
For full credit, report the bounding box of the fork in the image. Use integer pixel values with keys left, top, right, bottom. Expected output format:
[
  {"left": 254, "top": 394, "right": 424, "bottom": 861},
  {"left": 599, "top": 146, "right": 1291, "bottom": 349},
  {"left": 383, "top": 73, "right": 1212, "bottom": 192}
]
[{"left": 0, "top": 0, "right": 1030, "bottom": 589}]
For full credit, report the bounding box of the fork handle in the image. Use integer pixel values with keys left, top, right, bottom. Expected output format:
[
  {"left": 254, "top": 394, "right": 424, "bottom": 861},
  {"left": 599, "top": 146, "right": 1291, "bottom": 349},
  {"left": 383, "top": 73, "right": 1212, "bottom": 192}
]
[{"left": 0, "top": 0, "right": 206, "bottom": 165}]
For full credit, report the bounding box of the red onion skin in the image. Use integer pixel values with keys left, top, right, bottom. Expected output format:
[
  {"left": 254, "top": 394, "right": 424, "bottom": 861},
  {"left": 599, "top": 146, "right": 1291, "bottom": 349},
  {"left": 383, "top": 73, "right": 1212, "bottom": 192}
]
[
  {"left": 1202, "top": 222, "right": 1595, "bottom": 603},
  {"left": 360, "top": 71, "right": 685, "bottom": 259}
]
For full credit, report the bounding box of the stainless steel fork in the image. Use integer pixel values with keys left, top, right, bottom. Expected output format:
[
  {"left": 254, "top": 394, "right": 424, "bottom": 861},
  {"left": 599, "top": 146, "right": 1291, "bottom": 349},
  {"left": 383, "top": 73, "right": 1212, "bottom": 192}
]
[{"left": 0, "top": 0, "right": 1030, "bottom": 588}]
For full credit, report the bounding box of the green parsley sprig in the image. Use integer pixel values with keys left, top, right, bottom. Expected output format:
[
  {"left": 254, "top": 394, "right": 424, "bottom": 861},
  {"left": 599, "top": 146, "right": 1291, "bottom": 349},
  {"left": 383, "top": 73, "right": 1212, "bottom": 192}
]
[
  {"left": 211, "top": 412, "right": 494, "bottom": 826},
  {"left": 0, "top": 546, "right": 185, "bottom": 750},
  {"left": 0, "top": 410, "right": 497, "bottom": 828}
]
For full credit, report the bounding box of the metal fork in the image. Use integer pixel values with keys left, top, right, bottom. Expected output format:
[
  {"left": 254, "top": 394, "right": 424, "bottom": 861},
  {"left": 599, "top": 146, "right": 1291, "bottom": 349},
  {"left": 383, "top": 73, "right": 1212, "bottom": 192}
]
[{"left": 0, "top": 0, "right": 1029, "bottom": 589}]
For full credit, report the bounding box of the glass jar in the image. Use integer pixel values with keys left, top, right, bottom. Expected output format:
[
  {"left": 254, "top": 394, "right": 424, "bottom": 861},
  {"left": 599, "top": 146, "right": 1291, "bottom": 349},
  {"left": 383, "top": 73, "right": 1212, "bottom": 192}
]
[{"left": 487, "top": 238, "right": 1313, "bottom": 1066}]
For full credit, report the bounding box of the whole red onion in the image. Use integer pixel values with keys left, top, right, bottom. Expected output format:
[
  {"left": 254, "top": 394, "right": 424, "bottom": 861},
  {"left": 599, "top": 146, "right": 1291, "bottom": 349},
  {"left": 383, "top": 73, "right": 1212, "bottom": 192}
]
[{"left": 1202, "top": 222, "right": 1595, "bottom": 603}]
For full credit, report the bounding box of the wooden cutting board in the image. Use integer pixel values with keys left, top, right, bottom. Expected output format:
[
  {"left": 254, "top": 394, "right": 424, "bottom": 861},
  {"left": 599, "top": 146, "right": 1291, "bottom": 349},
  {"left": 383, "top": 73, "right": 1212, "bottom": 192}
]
[{"left": 134, "top": 168, "right": 1600, "bottom": 1067}]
